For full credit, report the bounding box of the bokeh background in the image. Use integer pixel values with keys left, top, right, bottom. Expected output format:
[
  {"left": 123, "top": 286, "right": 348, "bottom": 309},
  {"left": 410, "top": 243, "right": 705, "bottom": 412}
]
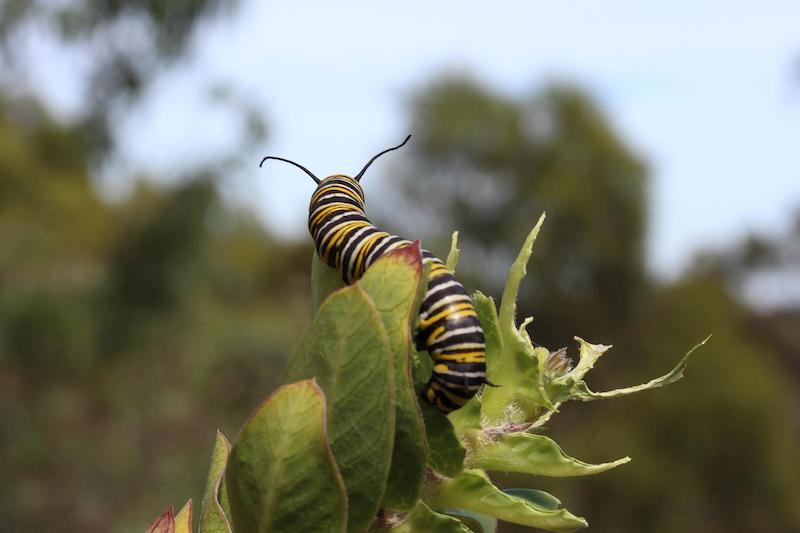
[{"left": 2, "top": 2, "right": 799, "bottom": 532}]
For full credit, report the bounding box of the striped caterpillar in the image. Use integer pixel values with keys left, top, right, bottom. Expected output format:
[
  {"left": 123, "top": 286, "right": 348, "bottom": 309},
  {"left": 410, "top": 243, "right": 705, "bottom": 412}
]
[{"left": 261, "top": 136, "right": 486, "bottom": 413}]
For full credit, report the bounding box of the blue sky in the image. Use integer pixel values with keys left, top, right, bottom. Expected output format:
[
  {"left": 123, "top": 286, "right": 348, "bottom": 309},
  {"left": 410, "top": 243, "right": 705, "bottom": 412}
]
[{"left": 20, "top": 0, "right": 800, "bottom": 278}]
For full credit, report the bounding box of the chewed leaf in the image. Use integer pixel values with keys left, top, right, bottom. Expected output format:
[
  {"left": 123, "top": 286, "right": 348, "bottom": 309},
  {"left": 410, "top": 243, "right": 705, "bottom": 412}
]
[
  {"left": 446, "top": 230, "right": 460, "bottom": 272},
  {"left": 226, "top": 380, "right": 347, "bottom": 533},
  {"left": 468, "top": 432, "right": 629, "bottom": 477},
  {"left": 546, "top": 336, "right": 710, "bottom": 406},
  {"left": 430, "top": 470, "right": 586, "bottom": 533},
  {"left": 573, "top": 335, "right": 710, "bottom": 400},
  {"left": 198, "top": 431, "right": 232, "bottom": 533},
  {"left": 568, "top": 338, "right": 612, "bottom": 381},
  {"left": 480, "top": 333, "right": 552, "bottom": 425},
  {"left": 498, "top": 213, "right": 546, "bottom": 339},
  {"left": 360, "top": 244, "right": 428, "bottom": 511},
  {"left": 174, "top": 500, "right": 192, "bottom": 533},
  {"left": 286, "top": 285, "right": 395, "bottom": 532},
  {"left": 476, "top": 216, "right": 555, "bottom": 425},
  {"left": 394, "top": 502, "right": 472, "bottom": 532}
]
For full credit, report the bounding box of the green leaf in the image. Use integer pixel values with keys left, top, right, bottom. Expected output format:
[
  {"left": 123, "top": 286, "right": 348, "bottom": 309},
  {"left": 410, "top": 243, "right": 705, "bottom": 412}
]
[
  {"left": 441, "top": 508, "right": 498, "bottom": 532},
  {"left": 544, "top": 336, "right": 710, "bottom": 409},
  {"left": 198, "top": 431, "right": 233, "bottom": 533},
  {"left": 497, "top": 213, "right": 546, "bottom": 339},
  {"left": 468, "top": 432, "right": 629, "bottom": 477},
  {"left": 472, "top": 292, "right": 502, "bottom": 378},
  {"left": 393, "top": 502, "right": 472, "bottom": 533},
  {"left": 410, "top": 258, "right": 434, "bottom": 392},
  {"left": 447, "top": 391, "right": 482, "bottom": 435},
  {"left": 174, "top": 500, "right": 192, "bottom": 533},
  {"left": 445, "top": 231, "right": 460, "bottom": 272},
  {"left": 359, "top": 244, "right": 428, "bottom": 511},
  {"left": 286, "top": 285, "right": 395, "bottom": 533},
  {"left": 502, "top": 489, "right": 561, "bottom": 511},
  {"left": 226, "top": 379, "right": 347, "bottom": 533},
  {"left": 476, "top": 216, "right": 555, "bottom": 425},
  {"left": 310, "top": 251, "right": 345, "bottom": 316},
  {"left": 421, "top": 403, "right": 466, "bottom": 477},
  {"left": 429, "top": 470, "right": 586, "bottom": 533}
]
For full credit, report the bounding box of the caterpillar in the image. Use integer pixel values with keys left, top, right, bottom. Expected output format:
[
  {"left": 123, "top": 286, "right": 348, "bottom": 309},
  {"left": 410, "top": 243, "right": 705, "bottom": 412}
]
[{"left": 260, "top": 136, "right": 486, "bottom": 413}]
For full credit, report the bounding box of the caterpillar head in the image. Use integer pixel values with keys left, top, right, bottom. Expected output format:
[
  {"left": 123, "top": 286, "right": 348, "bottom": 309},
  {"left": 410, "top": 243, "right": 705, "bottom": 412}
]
[{"left": 259, "top": 135, "right": 411, "bottom": 191}]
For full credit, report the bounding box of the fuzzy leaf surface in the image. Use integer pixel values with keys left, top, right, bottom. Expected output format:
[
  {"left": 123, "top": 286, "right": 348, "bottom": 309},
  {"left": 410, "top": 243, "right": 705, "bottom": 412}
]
[
  {"left": 430, "top": 470, "right": 586, "bottom": 533},
  {"left": 445, "top": 231, "right": 460, "bottom": 272},
  {"left": 286, "top": 285, "right": 395, "bottom": 533},
  {"left": 474, "top": 215, "right": 551, "bottom": 424},
  {"left": 226, "top": 380, "right": 347, "bottom": 533},
  {"left": 468, "top": 432, "right": 629, "bottom": 477},
  {"left": 394, "top": 502, "right": 472, "bottom": 533}
]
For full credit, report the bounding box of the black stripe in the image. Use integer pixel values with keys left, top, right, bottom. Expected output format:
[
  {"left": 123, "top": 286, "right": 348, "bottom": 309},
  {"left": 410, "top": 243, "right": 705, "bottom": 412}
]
[{"left": 340, "top": 226, "right": 379, "bottom": 283}]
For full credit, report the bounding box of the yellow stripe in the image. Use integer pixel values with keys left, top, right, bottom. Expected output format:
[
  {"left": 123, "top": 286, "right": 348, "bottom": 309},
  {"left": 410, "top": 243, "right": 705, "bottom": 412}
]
[
  {"left": 329, "top": 221, "right": 371, "bottom": 267},
  {"left": 419, "top": 303, "right": 476, "bottom": 328},
  {"left": 354, "top": 231, "right": 388, "bottom": 278},
  {"left": 310, "top": 184, "right": 361, "bottom": 205},
  {"left": 310, "top": 203, "right": 354, "bottom": 229},
  {"left": 426, "top": 325, "right": 446, "bottom": 345},
  {"left": 431, "top": 382, "right": 468, "bottom": 404},
  {"left": 434, "top": 351, "right": 486, "bottom": 362}
]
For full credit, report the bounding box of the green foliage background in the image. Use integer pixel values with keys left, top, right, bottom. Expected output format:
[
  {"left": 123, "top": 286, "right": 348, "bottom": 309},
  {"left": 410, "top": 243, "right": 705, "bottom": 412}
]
[{"left": 1, "top": 3, "right": 799, "bottom": 532}]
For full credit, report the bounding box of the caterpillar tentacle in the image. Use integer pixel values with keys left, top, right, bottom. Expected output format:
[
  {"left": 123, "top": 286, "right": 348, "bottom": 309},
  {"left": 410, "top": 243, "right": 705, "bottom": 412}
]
[{"left": 307, "top": 175, "right": 487, "bottom": 413}]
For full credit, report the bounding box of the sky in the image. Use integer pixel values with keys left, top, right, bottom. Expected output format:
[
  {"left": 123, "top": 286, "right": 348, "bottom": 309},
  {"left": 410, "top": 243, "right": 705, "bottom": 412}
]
[{"left": 18, "top": 0, "right": 800, "bottom": 279}]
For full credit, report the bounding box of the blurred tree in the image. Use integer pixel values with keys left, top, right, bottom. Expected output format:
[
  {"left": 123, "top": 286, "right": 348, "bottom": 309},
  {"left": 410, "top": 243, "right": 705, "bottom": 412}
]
[
  {"left": 0, "top": 0, "right": 239, "bottom": 158},
  {"left": 389, "top": 76, "right": 647, "bottom": 348},
  {"left": 389, "top": 75, "right": 800, "bottom": 533},
  {"left": 529, "top": 277, "right": 800, "bottom": 533},
  {"left": 0, "top": 94, "right": 310, "bottom": 532}
]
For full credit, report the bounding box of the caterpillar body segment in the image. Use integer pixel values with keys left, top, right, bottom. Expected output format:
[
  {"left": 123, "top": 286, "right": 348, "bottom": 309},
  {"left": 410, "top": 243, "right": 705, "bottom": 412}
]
[
  {"left": 308, "top": 174, "right": 486, "bottom": 413},
  {"left": 261, "top": 136, "right": 487, "bottom": 413}
]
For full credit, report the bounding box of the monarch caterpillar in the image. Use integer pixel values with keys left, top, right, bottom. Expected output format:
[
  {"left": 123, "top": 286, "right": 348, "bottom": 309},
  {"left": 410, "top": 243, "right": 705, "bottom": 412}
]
[{"left": 260, "top": 136, "right": 486, "bottom": 413}]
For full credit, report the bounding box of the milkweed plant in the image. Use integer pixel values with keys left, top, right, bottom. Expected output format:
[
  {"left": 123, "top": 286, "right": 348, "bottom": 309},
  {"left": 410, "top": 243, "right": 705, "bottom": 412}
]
[{"left": 147, "top": 214, "right": 707, "bottom": 533}]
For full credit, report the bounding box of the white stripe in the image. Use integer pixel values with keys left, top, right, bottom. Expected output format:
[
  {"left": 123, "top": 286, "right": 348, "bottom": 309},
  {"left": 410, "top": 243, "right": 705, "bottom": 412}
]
[
  {"left": 342, "top": 226, "right": 375, "bottom": 282},
  {"left": 312, "top": 211, "right": 354, "bottom": 236},
  {"left": 429, "top": 326, "right": 483, "bottom": 345},
  {"left": 364, "top": 235, "right": 394, "bottom": 266},
  {"left": 435, "top": 369, "right": 486, "bottom": 378},
  {"left": 419, "top": 294, "right": 472, "bottom": 321},
  {"left": 315, "top": 191, "right": 359, "bottom": 203},
  {"left": 365, "top": 236, "right": 411, "bottom": 266},
  {"left": 309, "top": 197, "right": 363, "bottom": 221},
  {"left": 319, "top": 219, "right": 361, "bottom": 250},
  {"left": 438, "top": 342, "right": 485, "bottom": 351},
  {"left": 424, "top": 280, "right": 460, "bottom": 298}
]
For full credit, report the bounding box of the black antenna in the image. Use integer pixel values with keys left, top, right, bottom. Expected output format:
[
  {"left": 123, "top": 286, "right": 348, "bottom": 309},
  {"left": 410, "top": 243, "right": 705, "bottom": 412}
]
[
  {"left": 260, "top": 156, "right": 321, "bottom": 185},
  {"left": 353, "top": 135, "right": 411, "bottom": 182}
]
